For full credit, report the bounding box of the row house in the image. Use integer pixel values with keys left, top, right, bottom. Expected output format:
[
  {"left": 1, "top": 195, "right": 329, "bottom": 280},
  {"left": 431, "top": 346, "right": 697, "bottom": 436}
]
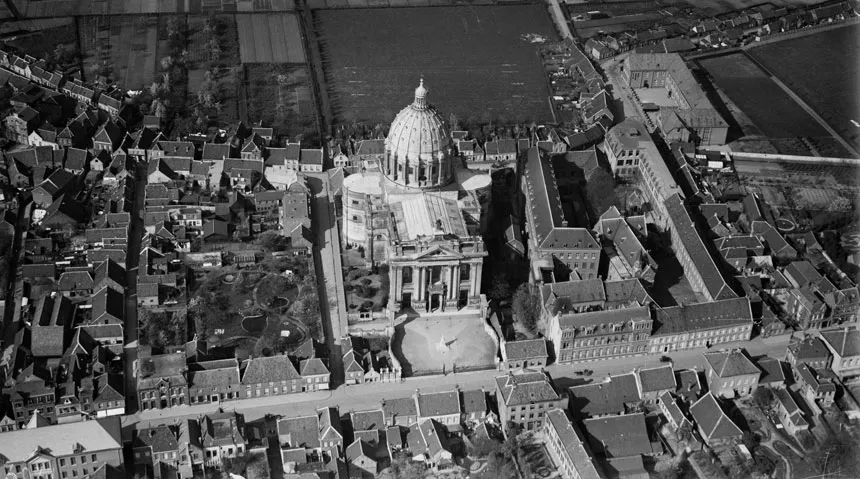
[
  {"left": 239, "top": 354, "right": 305, "bottom": 398},
  {"left": 522, "top": 147, "right": 601, "bottom": 283},
  {"left": 593, "top": 206, "right": 656, "bottom": 282},
  {"left": 200, "top": 411, "right": 248, "bottom": 468},
  {"left": 0, "top": 417, "right": 123, "bottom": 479},
  {"left": 137, "top": 352, "right": 189, "bottom": 410},
  {"left": 649, "top": 297, "right": 753, "bottom": 353},
  {"left": 495, "top": 369, "right": 567, "bottom": 432},
  {"left": 278, "top": 407, "right": 343, "bottom": 472},
  {"left": 500, "top": 338, "right": 549, "bottom": 370},
  {"left": 187, "top": 359, "right": 242, "bottom": 404},
  {"left": 547, "top": 306, "right": 653, "bottom": 364},
  {"left": 786, "top": 335, "right": 831, "bottom": 370},
  {"left": 773, "top": 388, "right": 809, "bottom": 436}
]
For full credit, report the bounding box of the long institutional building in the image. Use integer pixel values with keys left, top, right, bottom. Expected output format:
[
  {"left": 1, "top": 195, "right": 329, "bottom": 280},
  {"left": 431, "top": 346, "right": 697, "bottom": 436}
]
[
  {"left": 523, "top": 52, "right": 753, "bottom": 364},
  {"left": 341, "top": 80, "right": 490, "bottom": 316}
]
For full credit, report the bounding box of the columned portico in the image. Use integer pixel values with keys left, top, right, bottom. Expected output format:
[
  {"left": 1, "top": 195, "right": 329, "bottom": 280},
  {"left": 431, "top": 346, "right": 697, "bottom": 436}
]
[{"left": 389, "top": 253, "right": 486, "bottom": 315}]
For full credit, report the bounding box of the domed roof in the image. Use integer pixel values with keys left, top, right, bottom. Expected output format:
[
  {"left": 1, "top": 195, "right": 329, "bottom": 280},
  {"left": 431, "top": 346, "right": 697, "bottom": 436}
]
[{"left": 386, "top": 79, "right": 450, "bottom": 161}]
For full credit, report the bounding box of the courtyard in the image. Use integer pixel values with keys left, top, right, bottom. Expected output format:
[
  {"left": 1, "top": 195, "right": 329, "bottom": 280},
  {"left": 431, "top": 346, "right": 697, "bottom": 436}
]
[{"left": 392, "top": 316, "right": 497, "bottom": 376}]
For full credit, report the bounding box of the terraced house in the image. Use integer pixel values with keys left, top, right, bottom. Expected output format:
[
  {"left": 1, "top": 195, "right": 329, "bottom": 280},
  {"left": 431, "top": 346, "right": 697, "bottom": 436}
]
[{"left": 649, "top": 297, "right": 753, "bottom": 353}]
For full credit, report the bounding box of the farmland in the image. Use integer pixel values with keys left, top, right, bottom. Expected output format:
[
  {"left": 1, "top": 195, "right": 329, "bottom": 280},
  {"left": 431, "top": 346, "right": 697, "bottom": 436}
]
[
  {"left": 314, "top": 5, "right": 557, "bottom": 125},
  {"left": 78, "top": 16, "right": 160, "bottom": 89},
  {"left": 236, "top": 13, "right": 305, "bottom": 64},
  {"left": 697, "top": 53, "right": 834, "bottom": 146},
  {"left": 748, "top": 23, "right": 860, "bottom": 155},
  {"left": 244, "top": 64, "right": 317, "bottom": 142}
]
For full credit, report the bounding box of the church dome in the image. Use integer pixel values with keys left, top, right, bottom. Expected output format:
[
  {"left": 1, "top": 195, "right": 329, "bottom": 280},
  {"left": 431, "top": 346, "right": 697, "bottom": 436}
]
[{"left": 383, "top": 79, "right": 452, "bottom": 188}]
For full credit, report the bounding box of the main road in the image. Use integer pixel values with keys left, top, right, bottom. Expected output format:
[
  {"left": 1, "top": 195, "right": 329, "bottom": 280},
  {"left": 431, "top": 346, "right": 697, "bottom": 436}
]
[{"left": 126, "top": 333, "right": 793, "bottom": 429}]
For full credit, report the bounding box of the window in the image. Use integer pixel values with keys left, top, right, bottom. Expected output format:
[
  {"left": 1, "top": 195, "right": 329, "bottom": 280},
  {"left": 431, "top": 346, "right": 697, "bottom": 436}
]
[
  {"left": 91, "top": 454, "right": 96, "bottom": 462},
  {"left": 81, "top": 455, "right": 86, "bottom": 464},
  {"left": 60, "top": 459, "right": 65, "bottom": 467}
]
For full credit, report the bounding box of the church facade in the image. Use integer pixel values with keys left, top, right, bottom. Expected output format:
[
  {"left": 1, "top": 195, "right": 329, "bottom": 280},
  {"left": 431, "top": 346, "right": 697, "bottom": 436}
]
[{"left": 341, "top": 80, "right": 491, "bottom": 316}]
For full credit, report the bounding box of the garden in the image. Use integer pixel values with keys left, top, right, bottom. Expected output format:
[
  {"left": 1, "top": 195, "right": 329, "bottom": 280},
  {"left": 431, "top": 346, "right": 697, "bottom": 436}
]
[
  {"left": 188, "top": 262, "right": 320, "bottom": 359},
  {"left": 343, "top": 265, "right": 389, "bottom": 314}
]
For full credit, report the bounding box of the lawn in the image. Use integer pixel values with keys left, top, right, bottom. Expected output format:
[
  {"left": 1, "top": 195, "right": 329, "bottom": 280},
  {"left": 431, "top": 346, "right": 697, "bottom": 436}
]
[
  {"left": 314, "top": 5, "right": 557, "bottom": 125},
  {"left": 698, "top": 53, "right": 830, "bottom": 141},
  {"left": 748, "top": 23, "right": 860, "bottom": 155},
  {"left": 244, "top": 64, "right": 316, "bottom": 142}
]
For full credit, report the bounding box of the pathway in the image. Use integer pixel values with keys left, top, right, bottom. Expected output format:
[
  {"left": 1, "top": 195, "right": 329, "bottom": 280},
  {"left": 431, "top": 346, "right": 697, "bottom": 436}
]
[{"left": 545, "top": 0, "right": 574, "bottom": 40}]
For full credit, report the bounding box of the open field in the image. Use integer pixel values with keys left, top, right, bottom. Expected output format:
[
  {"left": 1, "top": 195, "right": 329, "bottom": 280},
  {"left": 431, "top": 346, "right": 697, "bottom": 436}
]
[
  {"left": 10, "top": 0, "right": 296, "bottom": 17},
  {"left": 392, "top": 316, "right": 497, "bottom": 375},
  {"left": 245, "top": 64, "right": 316, "bottom": 141},
  {"left": 187, "top": 14, "right": 242, "bottom": 124},
  {"left": 748, "top": 23, "right": 860, "bottom": 154},
  {"left": 683, "top": 0, "right": 826, "bottom": 15},
  {"left": 0, "top": 20, "right": 77, "bottom": 61},
  {"left": 573, "top": 12, "right": 665, "bottom": 37},
  {"left": 315, "top": 5, "right": 556, "bottom": 125},
  {"left": 78, "top": 15, "right": 159, "bottom": 89},
  {"left": 698, "top": 53, "right": 831, "bottom": 141},
  {"left": 236, "top": 13, "right": 305, "bottom": 63}
]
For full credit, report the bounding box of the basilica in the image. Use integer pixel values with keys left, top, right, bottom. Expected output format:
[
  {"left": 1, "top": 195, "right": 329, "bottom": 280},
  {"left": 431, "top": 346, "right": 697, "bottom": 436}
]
[{"left": 342, "top": 80, "right": 491, "bottom": 316}]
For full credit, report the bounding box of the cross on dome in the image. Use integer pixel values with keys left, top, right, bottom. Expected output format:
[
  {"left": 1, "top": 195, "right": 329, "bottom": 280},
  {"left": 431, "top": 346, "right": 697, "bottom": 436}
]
[{"left": 413, "top": 77, "right": 428, "bottom": 109}]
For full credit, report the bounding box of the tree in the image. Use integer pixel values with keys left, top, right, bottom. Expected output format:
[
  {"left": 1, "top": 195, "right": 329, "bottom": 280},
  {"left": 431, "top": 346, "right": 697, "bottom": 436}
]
[
  {"left": 753, "top": 387, "right": 774, "bottom": 412},
  {"left": 512, "top": 283, "right": 542, "bottom": 333},
  {"left": 259, "top": 230, "right": 289, "bottom": 252},
  {"left": 389, "top": 451, "right": 426, "bottom": 479},
  {"left": 469, "top": 435, "right": 502, "bottom": 457},
  {"left": 448, "top": 112, "right": 462, "bottom": 131},
  {"left": 585, "top": 168, "right": 619, "bottom": 218},
  {"left": 489, "top": 271, "right": 511, "bottom": 302}
]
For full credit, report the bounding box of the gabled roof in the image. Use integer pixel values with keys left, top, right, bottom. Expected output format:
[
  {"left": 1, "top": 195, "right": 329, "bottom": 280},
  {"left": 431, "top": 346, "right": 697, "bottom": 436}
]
[
  {"left": 544, "top": 410, "right": 603, "bottom": 479},
  {"left": 351, "top": 409, "right": 385, "bottom": 432},
  {"left": 582, "top": 413, "right": 654, "bottom": 458},
  {"left": 495, "top": 370, "right": 560, "bottom": 407},
  {"left": 460, "top": 389, "right": 487, "bottom": 415},
  {"left": 755, "top": 357, "right": 785, "bottom": 384},
  {"left": 787, "top": 336, "right": 831, "bottom": 362},
  {"left": 690, "top": 393, "right": 742, "bottom": 442},
  {"left": 134, "top": 424, "right": 179, "bottom": 453},
  {"left": 278, "top": 415, "right": 320, "bottom": 449},
  {"left": 819, "top": 328, "right": 860, "bottom": 358},
  {"left": 91, "top": 286, "right": 125, "bottom": 324},
  {"left": 664, "top": 193, "right": 735, "bottom": 301},
  {"left": 416, "top": 390, "right": 460, "bottom": 417},
  {"left": 652, "top": 297, "right": 752, "bottom": 336},
  {"left": 300, "top": 357, "right": 329, "bottom": 376},
  {"left": 241, "top": 354, "right": 301, "bottom": 384},
  {"left": 569, "top": 373, "right": 640, "bottom": 417},
  {"left": 0, "top": 417, "right": 122, "bottom": 462},
  {"left": 382, "top": 397, "right": 417, "bottom": 420},
  {"left": 637, "top": 364, "right": 676, "bottom": 393},
  {"left": 703, "top": 349, "right": 760, "bottom": 378},
  {"left": 503, "top": 339, "right": 548, "bottom": 361}
]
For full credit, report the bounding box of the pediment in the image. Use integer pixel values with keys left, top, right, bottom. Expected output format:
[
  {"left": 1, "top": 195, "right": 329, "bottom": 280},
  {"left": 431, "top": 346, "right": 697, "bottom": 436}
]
[{"left": 413, "top": 245, "right": 463, "bottom": 260}]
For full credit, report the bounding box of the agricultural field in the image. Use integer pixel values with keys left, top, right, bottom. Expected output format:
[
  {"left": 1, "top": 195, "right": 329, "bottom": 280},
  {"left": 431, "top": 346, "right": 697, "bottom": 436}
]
[
  {"left": 573, "top": 12, "right": 665, "bottom": 37},
  {"left": 698, "top": 54, "right": 832, "bottom": 144},
  {"left": 245, "top": 64, "right": 316, "bottom": 142},
  {"left": 236, "top": 13, "right": 304, "bottom": 63},
  {"left": 682, "top": 0, "right": 826, "bottom": 15},
  {"left": 78, "top": 15, "right": 160, "bottom": 89},
  {"left": 314, "top": 5, "right": 557, "bottom": 125},
  {"left": 748, "top": 23, "right": 860, "bottom": 155},
  {"left": 11, "top": 0, "right": 296, "bottom": 17},
  {"left": 187, "top": 14, "right": 242, "bottom": 124}
]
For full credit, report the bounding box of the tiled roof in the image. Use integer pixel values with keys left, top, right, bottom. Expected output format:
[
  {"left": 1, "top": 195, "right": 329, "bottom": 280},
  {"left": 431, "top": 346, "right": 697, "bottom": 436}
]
[
  {"left": 188, "top": 359, "right": 240, "bottom": 388},
  {"left": 569, "top": 373, "right": 640, "bottom": 417},
  {"left": 495, "top": 370, "right": 560, "bottom": 407},
  {"left": 417, "top": 390, "right": 460, "bottom": 417},
  {"left": 503, "top": 339, "right": 548, "bottom": 361},
  {"left": 241, "top": 354, "right": 301, "bottom": 384},
  {"left": 557, "top": 306, "right": 651, "bottom": 331},
  {"left": 300, "top": 357, "right": 329, "bottom": 376},
  {"left": 134, "top": 424, "right": 179, "bottom": 453},
  {"left": 278, "top": 415, "right": 320, "bottom": 449},
  {"left": 460, "top": 389, "right": 487, "bottom": 415},
  {"left": 659, "top": 392, "right": 688, "bottom": 426},
  {"left": 583, "top": 413, "right": 654, "bottom": 458},
  {"left": 787, "top": 336, "right": 830, "bottom": 362},
  {"left": 523, "top": 147, "right": 599, "bottom": 251},
  {"left": 91, "top": 286, "right": 125, "bottom": 324},
  {"left": 703, "top": 349, "right": 760, "bottom": 377},
  {"left": 0, "top": 417, "right": 121, "bottom": 462},
  {"left": 541, "top": 279, "right": 605, "bottom": 312},
  {"left": 664, "top": 194, "right": 735, "bottom": 301},
  {"left": 544, "top": 410, "right": 602, "bottom": 479},
  {"left": 351, "top": 409, "right": 385, "bottom": 432},
  {"left": 690, "top": 393, "right": 742, "bottom": 442},
  {"left": 637, "top": 364, "right": 676, "bottom": 393},
  {"left": 819, "top": 328, "right": 860, "bottom": 358},
  {"left": 755, "top": 357, "right": 785, "bottom": 385},
  {"left": 652, "top": 297, "right": 752, "bottom": 336},
  {"left": 383, "top": 397, "right": 417, "bottom": 420}
]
